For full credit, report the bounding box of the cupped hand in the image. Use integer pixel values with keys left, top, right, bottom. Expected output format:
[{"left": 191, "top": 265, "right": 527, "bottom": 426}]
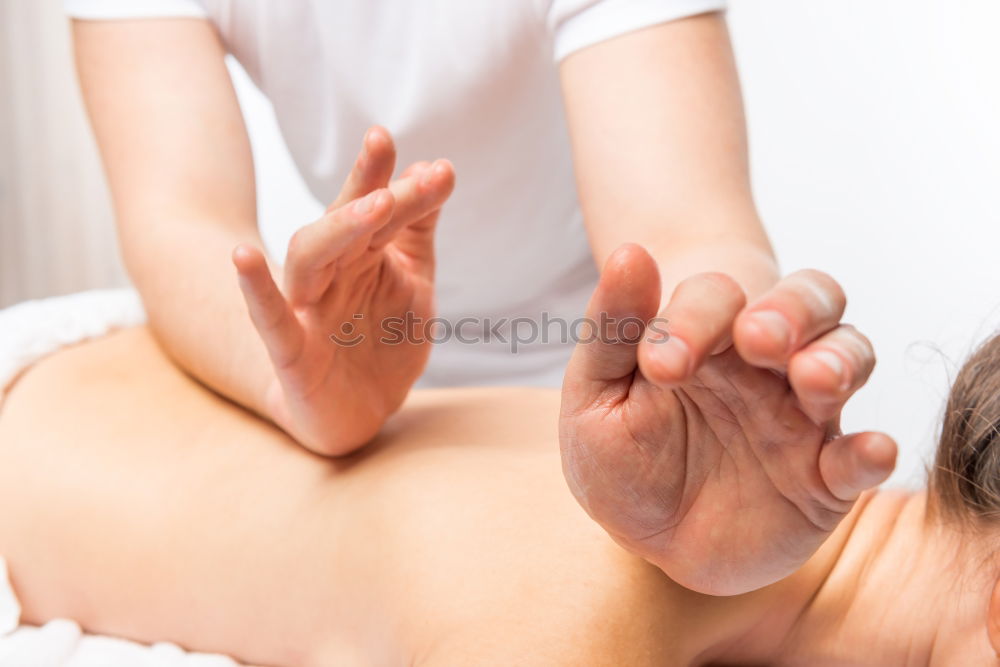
[
  {"left": 233, "top": 126, "right": 455, "bottom": 456},
  {"left": 559, "top": 244, "right": 896, "bottom": 595}
]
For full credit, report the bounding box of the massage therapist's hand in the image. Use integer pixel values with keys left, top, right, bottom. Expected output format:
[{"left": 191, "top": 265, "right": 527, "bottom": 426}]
[
  {"left": 232, "top": 127, "right": 455, "bottom": 456},
  {"left": 559, "top": 244, "right": 897, "bottom": 595}
]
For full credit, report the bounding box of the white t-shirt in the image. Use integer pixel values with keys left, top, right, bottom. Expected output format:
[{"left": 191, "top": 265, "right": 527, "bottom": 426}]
[{"left": 65, "top": 0, "right": 726, "bottom": 387}]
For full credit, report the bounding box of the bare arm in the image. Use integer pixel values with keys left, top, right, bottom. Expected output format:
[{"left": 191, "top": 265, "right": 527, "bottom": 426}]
[
  {"left": 559, "top": 11, "right": 778, "bottom": 302},
  {"left": 73, "top": 20, "right": 455, "bottom": 454},
  {"left": 558, "top": 14, "right": 896, "bottom": 598},
  {"left": 559, "top": 11, "right": 873, "bottom": 420},
  {"left": 73, "top": 18, "right": 273, "bottom": 415}
]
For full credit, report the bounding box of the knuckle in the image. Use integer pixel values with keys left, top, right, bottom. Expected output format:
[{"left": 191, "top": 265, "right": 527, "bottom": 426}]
[
  {"left": 848, "top": 325, "right": 869, "bottom": 346},
  {"left": 789, "top": 269, "right": 846, "bottom": 316},
  {"left": 823, "top": 326, "right": 875, "bottom": 381},
  {"left": 847, "top": 332, "right": 876, "bottom": 373}
]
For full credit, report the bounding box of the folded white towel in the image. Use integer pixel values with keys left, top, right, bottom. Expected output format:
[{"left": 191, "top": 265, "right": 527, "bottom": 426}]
[{"left": 0, "top": 289, "right": 146, "bottom": 402}]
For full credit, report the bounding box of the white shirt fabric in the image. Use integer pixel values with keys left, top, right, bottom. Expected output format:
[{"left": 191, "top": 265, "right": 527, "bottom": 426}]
[{"left": 65, "top": 0, "right": 726, "bottom": 387}]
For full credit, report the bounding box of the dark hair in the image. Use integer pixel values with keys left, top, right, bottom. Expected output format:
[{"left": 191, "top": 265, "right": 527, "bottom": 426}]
[{"left": 930, "top": 332, "right": 1000, "bottom": 526}]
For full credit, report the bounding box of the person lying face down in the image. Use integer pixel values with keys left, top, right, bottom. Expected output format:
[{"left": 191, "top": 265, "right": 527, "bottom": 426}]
[{"left": 0, "top": 290, "right": 999, "bottom": 664}]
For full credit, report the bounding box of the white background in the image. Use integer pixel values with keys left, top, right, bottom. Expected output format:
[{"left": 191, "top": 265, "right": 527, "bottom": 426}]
[{"left": 230, "top": 0, "right": 1000, "bottom": 488}]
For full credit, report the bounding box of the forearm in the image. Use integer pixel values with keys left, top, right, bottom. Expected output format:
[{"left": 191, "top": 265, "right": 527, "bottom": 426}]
[
  {"left": 561, "top": 12, "right": 779, "bottom": 302},
  {"left": 583, "top": 192, "right": 779, "bottom": 305},
  {"left": 643, "top": 225, "right": 779, "bottom": 303},
  {"left": 119, "top": 217, "right": 274, "bottom": 418},
  {"left": 73, "top": 17, "right": 276, "bottom": 420}
]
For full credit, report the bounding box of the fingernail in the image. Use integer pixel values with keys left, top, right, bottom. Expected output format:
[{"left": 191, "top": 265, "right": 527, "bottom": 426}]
[
  {"left": 812, "top": 349, "right": 850, "bottom": 391},
  {"left": 354, "top": 190, "right": 378, "bottom": 214},
  {"left": 656, "top": 336, "right": 690, "bottom": 381},
  {"left": 746, "top": 310, "right": 790, "bottom": 354}
]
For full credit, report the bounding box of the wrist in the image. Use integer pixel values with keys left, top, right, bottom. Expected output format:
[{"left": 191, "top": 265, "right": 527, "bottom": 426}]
[{"left": 649, "top": 238, "right": 778, "bottom": 305}]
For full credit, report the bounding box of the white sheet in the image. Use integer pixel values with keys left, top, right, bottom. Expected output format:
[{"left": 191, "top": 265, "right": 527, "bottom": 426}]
[{"left": 0, "top": 289, "right": 240, "bottom": 667}]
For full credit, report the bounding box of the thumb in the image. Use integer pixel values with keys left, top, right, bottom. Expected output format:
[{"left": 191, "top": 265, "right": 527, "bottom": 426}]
[
  {"left": 232, "top": 243, "right": 304, "bottom": 370},
  {"left": 563, "top": 243, "right": 662, "bottom": 393},
  {"left": 819, "top": 431, "right": 898, "bottom": 501}
]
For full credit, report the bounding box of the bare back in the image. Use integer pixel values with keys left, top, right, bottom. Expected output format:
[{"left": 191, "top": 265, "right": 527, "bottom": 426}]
[{"left": 0, "top": 328, "right": 708, "bottom": 665}]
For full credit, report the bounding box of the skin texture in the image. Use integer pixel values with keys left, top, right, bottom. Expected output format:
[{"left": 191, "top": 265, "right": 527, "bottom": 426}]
[
  {"left": 560, "top": 244, "right": 896, "bottom": 595},
  {"left": 0, "top": 329, "right": 736, "bottom": 666},
  {"left": 0, "top": 329, "right": 995, "bottom": 665}
]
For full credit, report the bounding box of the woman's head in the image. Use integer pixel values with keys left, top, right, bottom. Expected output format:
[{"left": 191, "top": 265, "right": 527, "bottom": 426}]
[
  {"left": 931, "top": 331, "right": 1000, "bottom": 527},
  {"left": 927, "top": 330, "right": 1000, "bottom": 659}
]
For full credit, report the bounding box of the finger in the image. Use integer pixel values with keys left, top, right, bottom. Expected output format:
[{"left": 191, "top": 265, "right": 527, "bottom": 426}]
[
  {"left": 232, "top": 244, "right": 304, "bottom": 369},
  {"left": 389, "top": 210, "right": 442, "bottom": 279},
  {"left": 330, "top": 126, "right": 397, "bottom": 210},
  {"left": 564, "top": 244, "right": 661, "bottom": 390},
  {"left": 370, "top": 159, "right": 455, "bottom": 248},
  {"left": 788, "top": 324, "right": 876, "bottom": 424},
  {"left": 283, "top": 188, "right": 395, "bottom": 305},
  {"left": 637, "top": 272, "right": 746, "bottom": 386},
  {"left": 734, "top": 269, "right": 846, "bottom": 370},
  {"left": 384, "top": 161, "right": 441, "bottom": 272},
  {"left": 819, "top": 431, "right": 897, "bottom": 502}
]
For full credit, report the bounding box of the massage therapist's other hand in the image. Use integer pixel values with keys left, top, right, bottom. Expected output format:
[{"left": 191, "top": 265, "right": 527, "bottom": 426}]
[
  {"left": 559, "top": 244, "right": 897, "bottom": 596},
  {"left": 232, "top": 126, "right": 455, "bottom": 456}
]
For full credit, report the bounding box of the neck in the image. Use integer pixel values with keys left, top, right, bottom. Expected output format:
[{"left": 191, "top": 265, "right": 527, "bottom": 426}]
[{"left": 701, "top": 490, "right": 995, "bottom": 666}]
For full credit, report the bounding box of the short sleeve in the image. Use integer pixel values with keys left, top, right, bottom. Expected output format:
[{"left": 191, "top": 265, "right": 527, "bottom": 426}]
[
  {"left": 547, "top": 0, "right": 727, "bottom": 62},
  {"left": 64, "top": 0, "right": 207, "bottom": 20}
]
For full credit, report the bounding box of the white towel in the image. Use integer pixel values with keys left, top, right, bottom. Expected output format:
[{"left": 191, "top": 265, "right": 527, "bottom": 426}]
[{"left": 0, "top": 289, "right": 145, "bottom": 402}]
